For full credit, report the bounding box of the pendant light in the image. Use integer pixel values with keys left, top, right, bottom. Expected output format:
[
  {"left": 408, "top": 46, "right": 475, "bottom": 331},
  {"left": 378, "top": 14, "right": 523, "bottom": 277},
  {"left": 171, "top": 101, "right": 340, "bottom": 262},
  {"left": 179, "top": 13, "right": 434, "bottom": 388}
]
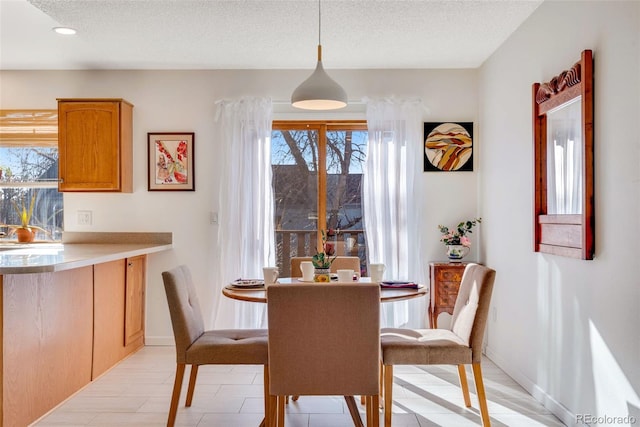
[{"left": 291, "top": 0, "right": 347, "bottom": 110}]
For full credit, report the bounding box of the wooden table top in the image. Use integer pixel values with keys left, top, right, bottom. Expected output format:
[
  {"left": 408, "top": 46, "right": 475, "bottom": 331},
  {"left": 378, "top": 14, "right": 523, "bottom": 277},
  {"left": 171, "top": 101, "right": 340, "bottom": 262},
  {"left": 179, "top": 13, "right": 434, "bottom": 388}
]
[{"left": 222, "top": 277, "right": 428, "bottom": 303}]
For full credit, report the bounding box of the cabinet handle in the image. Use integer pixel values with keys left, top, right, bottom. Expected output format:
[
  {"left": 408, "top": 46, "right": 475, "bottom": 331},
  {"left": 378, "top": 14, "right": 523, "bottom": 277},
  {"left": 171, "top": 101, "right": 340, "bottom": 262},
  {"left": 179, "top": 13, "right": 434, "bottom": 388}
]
[
  {"left": 128, "top": 262, "right": 133, "bottom": 267},
  {"left": 59, "top": 178, "right": 64, "bottom": 183}
]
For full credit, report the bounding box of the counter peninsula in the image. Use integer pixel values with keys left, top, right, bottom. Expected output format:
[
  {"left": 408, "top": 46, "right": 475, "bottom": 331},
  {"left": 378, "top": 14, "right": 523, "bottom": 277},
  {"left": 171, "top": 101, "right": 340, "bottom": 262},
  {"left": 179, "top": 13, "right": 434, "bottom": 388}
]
[{"left": 0, "top": 232, "right": 172, "bottom": 427}]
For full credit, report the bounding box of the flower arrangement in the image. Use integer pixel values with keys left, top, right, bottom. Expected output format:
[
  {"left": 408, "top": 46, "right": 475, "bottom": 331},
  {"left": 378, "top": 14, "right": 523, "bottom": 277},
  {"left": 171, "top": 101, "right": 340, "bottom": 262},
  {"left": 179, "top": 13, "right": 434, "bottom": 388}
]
[
  {"left": 311, "top": 229, "right": 339, "bottom": 268},
  {"left": 438, "top": 218, "right": 482, "bottom": 247}
]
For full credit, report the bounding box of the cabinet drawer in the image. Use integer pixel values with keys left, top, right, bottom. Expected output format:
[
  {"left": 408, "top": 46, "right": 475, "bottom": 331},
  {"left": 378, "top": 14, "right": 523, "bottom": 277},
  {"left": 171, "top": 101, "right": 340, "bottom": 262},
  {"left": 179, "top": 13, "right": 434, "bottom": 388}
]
[
  {"left": 437, "top": 269, "right": 463, "bottom": 282},
  {"left": 437, "top": 293, "right": 458, "bottom": 307},
  {"left": 440, "top": 281, "right": 460, "bottom": 293}
]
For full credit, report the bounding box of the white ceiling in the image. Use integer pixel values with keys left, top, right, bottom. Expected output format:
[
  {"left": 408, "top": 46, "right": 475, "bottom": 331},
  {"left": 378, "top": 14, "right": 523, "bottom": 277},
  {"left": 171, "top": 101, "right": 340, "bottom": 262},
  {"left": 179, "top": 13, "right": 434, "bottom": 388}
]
[{"left": 0, "top": 0, "right": 543, "bottom": 70}]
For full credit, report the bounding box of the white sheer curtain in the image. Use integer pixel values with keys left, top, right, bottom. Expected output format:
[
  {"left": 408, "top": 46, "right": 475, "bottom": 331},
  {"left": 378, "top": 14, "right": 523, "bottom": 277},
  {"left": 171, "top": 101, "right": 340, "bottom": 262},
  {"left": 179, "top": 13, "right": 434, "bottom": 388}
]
[
  {"left": 212, "top": 97, "right": 275, "bottom": 329},
  {"left": 547, "top": 99, "right": 583, "bottom": 215},
  {"left": 363, "top": 98, "right": 427, "bottom": 328}
]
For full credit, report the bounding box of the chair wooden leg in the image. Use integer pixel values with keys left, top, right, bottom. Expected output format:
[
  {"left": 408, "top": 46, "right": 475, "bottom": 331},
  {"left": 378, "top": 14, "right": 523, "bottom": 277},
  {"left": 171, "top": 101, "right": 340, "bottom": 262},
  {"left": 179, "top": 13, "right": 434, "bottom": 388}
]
[
  {"left": 270, "top": 395, "right": 278, "bottom": 427},
  {"left": 263, "top": 365, "right": 271, "bottom": 427},
  {"left": 361, "top": 395, "right": 366, "bottom": 405},
  {"left": 383, "top": 364, "right": 393, "bottom": 427},
  {"left": 167, "top": 363, "right": 186, "bottom": 427},
  {"left": 472, "top": 362, "right": 491, "bottom": 427},
  {"left": 365, "top": 396, "right": 371, "bottom": 426},
  {"left": 379, "top": 360, "right": 384, "bottom": 409},
  {"left": 277, "top": 395, "right": 286, "bottom": 427},
  {"left": 457, "top": 364, "right": 472, "bottom": 407},
  {"left": 185, "top": 364, "right": 198, "bottom": 407},
  {"left": 371, "top": 394, "right": 380, "bottom": 427},
  {"left": 365, "top": 395, "right": 379, "bottom": 426}
]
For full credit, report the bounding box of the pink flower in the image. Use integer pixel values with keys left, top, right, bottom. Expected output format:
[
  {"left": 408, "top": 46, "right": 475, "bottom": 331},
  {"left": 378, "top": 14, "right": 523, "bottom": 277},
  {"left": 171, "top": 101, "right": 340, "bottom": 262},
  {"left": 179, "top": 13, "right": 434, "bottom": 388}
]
[{"left": 460, "top": 236, "right": 471, "bottom": 247}]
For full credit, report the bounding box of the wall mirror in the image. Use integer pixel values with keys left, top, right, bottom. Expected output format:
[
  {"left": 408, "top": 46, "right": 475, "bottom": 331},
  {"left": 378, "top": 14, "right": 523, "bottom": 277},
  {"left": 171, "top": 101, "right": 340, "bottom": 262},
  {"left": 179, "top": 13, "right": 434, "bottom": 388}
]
[{"left": 533, "top": 49, "right": 594, "bottom": 259}]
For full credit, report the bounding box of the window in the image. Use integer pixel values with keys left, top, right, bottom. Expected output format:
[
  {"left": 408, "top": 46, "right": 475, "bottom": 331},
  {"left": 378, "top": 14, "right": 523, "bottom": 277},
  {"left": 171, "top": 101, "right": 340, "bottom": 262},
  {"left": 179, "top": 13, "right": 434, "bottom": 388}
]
[
  {"left": 0, "top": 110, "right": 63, "bottom": 241},
  {"left": 271, "top": 121, "right": 368, "bottom": 276}
]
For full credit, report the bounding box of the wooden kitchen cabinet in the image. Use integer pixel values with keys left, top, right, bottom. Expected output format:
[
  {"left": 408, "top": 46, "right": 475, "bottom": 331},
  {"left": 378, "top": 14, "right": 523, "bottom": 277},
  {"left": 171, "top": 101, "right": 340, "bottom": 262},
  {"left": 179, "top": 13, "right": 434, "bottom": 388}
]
[
  {"left": 93, "top": 255, "right": 146, "bottom": 378},
  {"left": 125, "top": 255, "right": 146, "bottom": 346},
  {"left": 57, "top": 98, "right": 133, "bottom": 192},
  {"left": 429, "top": 262, "right": 469, "bottom": 328}
]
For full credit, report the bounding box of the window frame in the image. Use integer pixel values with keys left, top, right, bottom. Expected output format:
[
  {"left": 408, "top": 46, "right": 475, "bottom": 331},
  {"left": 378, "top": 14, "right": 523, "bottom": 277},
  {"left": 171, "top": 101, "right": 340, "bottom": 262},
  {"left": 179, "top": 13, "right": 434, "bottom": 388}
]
[{"left": 0, "top": 109, "right": 62, "bottom": 241}]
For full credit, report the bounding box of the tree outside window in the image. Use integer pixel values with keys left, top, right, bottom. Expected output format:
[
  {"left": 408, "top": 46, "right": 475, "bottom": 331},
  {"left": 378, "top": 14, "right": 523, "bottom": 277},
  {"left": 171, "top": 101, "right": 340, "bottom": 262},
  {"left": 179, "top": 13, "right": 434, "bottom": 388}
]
[{"left": 271, "top": 121, "right": 367, "bottom": 276}]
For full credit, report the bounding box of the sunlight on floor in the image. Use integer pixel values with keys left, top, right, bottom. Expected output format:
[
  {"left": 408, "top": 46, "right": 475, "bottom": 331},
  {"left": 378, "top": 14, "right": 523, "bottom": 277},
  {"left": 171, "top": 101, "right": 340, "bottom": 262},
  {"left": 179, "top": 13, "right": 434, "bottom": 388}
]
[{"left": 34, "top": 346, "right": 565, "bottom": 426}]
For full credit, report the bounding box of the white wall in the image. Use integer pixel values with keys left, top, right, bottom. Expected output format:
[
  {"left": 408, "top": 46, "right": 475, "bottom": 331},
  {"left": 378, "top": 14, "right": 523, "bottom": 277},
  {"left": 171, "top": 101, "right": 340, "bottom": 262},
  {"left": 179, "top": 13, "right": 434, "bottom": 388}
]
[
  {"left": 479, "top": 1, "right": 640, "bottom": 425},
  {"left": 0, "top": 68, "right": 480, "bottom": 341}
]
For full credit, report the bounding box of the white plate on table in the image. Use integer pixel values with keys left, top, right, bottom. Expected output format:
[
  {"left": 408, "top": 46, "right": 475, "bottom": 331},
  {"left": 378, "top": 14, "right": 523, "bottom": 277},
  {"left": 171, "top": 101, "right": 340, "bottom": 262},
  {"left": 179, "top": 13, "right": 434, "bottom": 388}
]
[{"left": 229, "top": 279, "right": 264, "bottom": 289}]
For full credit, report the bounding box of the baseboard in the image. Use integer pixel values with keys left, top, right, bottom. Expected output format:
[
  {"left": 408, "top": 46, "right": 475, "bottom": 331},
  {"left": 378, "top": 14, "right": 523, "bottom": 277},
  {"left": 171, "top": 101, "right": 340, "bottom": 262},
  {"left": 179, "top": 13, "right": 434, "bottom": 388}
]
[
  {"left": 145, "top": 336, "right": 175, "bottom": 346},
  {"left": 485, "top": 346, "right": 577, "bottom": 427}
]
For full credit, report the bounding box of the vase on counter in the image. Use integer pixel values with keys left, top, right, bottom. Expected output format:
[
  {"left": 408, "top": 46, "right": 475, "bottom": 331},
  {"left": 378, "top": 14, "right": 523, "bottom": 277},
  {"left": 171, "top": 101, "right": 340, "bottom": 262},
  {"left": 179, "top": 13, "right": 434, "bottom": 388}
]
[
  {"left": 15, "top": 227, "right": 36, "bottom": 243},
  {"left": 446, "top": 245, "right": 469, "bottom": 262},
  {"left": 314, "top": 268, "right": 331, "bottom": 282}
]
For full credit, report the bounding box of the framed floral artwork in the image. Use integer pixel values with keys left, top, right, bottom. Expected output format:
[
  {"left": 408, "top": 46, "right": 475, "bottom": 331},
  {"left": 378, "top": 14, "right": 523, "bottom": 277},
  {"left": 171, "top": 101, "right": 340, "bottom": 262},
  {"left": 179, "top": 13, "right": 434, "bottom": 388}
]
[
  {"left": 423, "top": 122, "right": 473, "bottom": 172},
  {"left": 147, "top": 132, "right": 195, "bottom": 191}
]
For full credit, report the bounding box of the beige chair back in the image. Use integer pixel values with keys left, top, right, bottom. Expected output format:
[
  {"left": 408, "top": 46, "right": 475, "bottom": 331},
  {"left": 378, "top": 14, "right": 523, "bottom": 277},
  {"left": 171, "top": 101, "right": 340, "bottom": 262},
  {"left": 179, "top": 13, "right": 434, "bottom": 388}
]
[
  {"left": 267, "top": 282, "right": 380, "bottom": 396},
  {"left": 290, "top": 256, "right": 361, "bottom": 278},
  {"left": 162, "top": 265, "right": 205, "bottom": 363},
  {"left": 331, "top": 256, "right": 361, "bottom": 274},
  {"left": 450, "top": 263, "right": 496, "bottom": 362}
]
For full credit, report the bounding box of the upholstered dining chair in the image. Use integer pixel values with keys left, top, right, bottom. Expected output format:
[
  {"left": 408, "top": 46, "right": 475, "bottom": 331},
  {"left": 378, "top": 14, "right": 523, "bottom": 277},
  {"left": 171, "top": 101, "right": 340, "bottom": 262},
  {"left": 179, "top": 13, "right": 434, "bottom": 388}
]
[
  {"left": 162, "top": 265, "right": 271, "bottom": 427},
  {"left": 290, "top": 256, "right": 361, "bottom": 278},
  {"left": 267, "top": 282, "right": 381, "bottom": 427},
  {"left": 380, "top": 263, "right": 496, "bottom": 427}
]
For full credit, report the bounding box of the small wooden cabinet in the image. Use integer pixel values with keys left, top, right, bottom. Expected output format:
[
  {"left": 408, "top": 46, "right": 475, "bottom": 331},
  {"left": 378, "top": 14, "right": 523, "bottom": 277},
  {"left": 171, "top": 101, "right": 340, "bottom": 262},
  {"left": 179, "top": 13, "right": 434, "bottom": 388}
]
[
  {"left": 429, "top": 262, "right": 468, "bottom": 328},
  {"left": 93, "top": 255, "right": 146, "bottom": 378},
  {"left": 57, "top": 98, "right": 133, "bottom": 192},
  {"left": 125, "top": 255, "right": 146, "bottom": 346}
]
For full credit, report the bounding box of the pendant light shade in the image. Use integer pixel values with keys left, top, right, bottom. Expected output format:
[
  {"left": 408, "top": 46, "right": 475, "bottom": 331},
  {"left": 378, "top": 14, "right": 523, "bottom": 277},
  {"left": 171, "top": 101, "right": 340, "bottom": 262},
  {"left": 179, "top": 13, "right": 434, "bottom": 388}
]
[{"left": 291, "top": 1, "right": 347, "bottom": 110}]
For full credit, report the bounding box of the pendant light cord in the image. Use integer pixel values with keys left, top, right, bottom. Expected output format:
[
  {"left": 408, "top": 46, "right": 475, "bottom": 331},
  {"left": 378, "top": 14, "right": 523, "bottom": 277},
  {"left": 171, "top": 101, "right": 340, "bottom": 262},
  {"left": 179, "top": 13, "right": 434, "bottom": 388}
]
[
  {"left": 317, "top": 0, "right": 322, "bottom": 61},
  {"left": 318, "top": 0, "right": 321, "bottom": 46}
]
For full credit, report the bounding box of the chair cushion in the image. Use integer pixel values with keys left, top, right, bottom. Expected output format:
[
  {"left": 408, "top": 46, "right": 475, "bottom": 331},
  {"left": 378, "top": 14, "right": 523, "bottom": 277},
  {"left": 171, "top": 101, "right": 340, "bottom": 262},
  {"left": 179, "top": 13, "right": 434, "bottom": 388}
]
[
  {"left": 186, "top": 329, "right": 269, "bottom": 365},
  {"left": 380, "top": 328, "right": 472, "bottom": 365}
]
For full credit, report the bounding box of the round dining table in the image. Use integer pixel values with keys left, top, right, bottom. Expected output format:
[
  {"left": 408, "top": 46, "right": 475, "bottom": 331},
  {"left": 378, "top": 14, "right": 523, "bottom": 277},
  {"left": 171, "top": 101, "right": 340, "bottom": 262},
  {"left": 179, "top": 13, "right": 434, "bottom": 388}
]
[
  {"left": 222, "top": 277, "right": 428, "bottom": 303},
  {"left": 222, "top": 277, "right": 427, "bottom": 427}
]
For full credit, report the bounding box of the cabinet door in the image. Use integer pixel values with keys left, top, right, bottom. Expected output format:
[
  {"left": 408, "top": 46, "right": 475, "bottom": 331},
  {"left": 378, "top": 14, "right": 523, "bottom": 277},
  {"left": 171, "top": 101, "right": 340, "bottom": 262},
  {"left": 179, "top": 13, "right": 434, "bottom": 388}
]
[
  {"left": 93, "top": 259, "right": 127, "bottom": 378},
  {"left": 125, "top": 255, "right": 146, "bottom": 346},
  {"left": 58, "top": 99, "right": 133, "bottom": 192}
]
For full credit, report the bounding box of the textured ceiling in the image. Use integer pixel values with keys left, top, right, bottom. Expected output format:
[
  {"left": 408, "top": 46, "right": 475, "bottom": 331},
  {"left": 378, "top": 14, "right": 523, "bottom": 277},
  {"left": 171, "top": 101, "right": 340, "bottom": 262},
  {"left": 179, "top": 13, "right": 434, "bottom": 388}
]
[{"left": 0, "top": 0, "right": 543, "bottom": 70}]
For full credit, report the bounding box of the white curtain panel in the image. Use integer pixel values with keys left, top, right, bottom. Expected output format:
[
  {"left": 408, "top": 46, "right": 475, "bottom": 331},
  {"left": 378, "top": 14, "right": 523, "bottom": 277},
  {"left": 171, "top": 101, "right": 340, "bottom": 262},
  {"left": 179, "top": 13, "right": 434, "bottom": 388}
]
[
  {"left": 212, "top": 97, "right": 275, "bottom": 329},
  {"left": 363, "top": 98, "right": 428, "bottom": 328}
]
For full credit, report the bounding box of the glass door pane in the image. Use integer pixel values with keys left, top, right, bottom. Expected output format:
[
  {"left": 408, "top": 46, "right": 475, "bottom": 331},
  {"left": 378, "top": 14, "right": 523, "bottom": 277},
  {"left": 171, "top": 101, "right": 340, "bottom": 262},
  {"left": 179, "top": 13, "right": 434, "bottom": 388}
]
[
  {"left": 271, "top": 128, "right": 319, "bottom": 275},
  {"left": 325, "top": 129, "right": 367, "bottom": 274}
]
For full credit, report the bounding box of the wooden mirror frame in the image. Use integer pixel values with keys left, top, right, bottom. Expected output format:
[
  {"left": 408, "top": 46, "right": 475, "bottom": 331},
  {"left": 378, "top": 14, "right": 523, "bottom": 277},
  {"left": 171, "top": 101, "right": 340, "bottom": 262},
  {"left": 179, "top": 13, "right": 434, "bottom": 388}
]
[{"left": 533, "top": 49, "right": 594, "bottom": 259}]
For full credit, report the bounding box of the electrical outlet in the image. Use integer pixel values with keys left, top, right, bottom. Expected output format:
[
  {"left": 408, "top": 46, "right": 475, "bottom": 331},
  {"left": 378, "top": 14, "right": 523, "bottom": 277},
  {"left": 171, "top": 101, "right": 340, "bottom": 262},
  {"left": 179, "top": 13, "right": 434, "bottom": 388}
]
[
  {"left": 77, "top": 210, "right": 92, "bottom": 226},
  {"left": 210, "top": 211, "right": 218, "bottom": 224}
]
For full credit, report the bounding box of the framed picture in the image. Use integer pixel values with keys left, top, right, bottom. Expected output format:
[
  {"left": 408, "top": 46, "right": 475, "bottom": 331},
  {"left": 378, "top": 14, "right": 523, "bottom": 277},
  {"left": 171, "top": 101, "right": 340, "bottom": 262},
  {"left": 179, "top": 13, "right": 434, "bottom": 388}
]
[
  {"left": 147, "top": 132, "right": 195, "bottom": 191},
  {"left": 423, "top": 122, "right": 473, "bottom": 172}
]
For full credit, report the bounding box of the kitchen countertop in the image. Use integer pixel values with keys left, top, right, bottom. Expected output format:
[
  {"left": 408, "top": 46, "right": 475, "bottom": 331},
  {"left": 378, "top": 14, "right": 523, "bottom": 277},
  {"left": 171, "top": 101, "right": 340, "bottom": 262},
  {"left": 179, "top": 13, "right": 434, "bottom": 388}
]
[{"left": 0, "top": 232, "right": 172, "bottom": 274}]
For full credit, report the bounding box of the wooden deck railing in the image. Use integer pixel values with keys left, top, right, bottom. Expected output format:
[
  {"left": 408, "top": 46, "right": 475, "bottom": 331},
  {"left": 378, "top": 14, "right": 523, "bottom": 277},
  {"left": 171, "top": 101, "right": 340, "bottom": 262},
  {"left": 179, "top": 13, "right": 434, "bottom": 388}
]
[{"left": 276, "top": 229, "right": 366, "bottom": 277}]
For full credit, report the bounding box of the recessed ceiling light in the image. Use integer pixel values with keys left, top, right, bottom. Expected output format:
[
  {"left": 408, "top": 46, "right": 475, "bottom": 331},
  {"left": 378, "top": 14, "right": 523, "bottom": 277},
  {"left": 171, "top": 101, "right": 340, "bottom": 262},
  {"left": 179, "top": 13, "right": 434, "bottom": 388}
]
[{"left": 53, "top": 27, "right": 77, "bottom": 35}]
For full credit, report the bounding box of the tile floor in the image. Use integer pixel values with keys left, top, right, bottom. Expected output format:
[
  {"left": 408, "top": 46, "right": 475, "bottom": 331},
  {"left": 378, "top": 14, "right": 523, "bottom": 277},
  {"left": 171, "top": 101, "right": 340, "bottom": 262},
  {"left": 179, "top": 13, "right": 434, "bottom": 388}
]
[{"left": 33, "top": 346, "right": 565, "bottom": 426}]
